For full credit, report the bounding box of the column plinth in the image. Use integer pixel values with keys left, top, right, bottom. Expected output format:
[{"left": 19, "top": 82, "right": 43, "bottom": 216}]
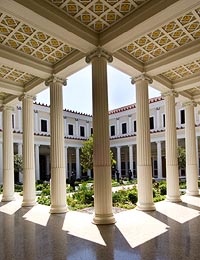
[
  {"left": 184, "top": 101, "right": 199, "bottom": 196},
  {"left": 19, "top": 94, "right": 36, "bottom": 206},
  {"left": 132, "top": 74, "right": 155, "bottom": 211},
  {"left": 162, "top": 90, "right": 181, "bottom": 202},
  {"left": 86, "top": 47, "right": 115, "bottom": 224},
  {"left": 46, "top": 75, "right": 67, "bottom": 214},
  {"left": 0, "top": 106, "right": 15, "bottom": 202}
]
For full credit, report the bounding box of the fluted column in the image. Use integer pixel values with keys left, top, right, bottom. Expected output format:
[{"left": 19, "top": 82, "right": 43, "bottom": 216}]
[
  {"left": 157, "top": 141, "right": 162, "bottom": 179},
  {"left": 19, "top": 94, "right": 36, "bottom": 206},
  {"left": 86, "top": 47, "right": 115, "bottom": 224},
  {"left": 0, "top": 106, "right": 15, "bottom": 201},
  {"left": 162, "top": 90, "right": 181, "bottom": 202},
  {"left": 45, "top": 75, "right": 67, "bottom": 213},
  {"left": 117, "top": 146, "right": 121, "bottom": 177},
  {"left": 131, "top": 74, "right": 155, "bottom": 211},
  {"left": 35, "top": 144, "right": 40, "bottom": 181},
  {"left": 183, "top": 101, "right": 199, "bottom": 195},
  {"left": 76, "top": 147, "right": 80, "bottom": 179},
  {"left": 129, "top": 145, "right": 133, "bottom": 173}
]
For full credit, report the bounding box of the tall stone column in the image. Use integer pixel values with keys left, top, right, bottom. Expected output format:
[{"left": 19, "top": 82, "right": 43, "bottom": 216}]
[
  {"left": 183, "top": 101, "right": 199, "bottom": 195},
  {"left": 65, "top": 146, "right": 68, "bottom": 179},
  {"left": 129, "top": 145, "right": 133, "bottom": 172},
  {"left": 19, "top": 94, "right": 36, "bottom": 206},
  {"left": 75, "top": 118, "right": 79, "bottom": 137},
  {"left": 117, "top": 146, "right": 121, "bottom": 177},
  {"left": 162, "top": 90, "right": 181, "bottom": 202},
  {"left": 0, "top": 106, "right": 15, "bottom": 201},
  {"left": 45, "top": 75, "right": 67, "bottom": 213},
  {"left": 76, "top": 147, "right": 80, "bottom": 179},
  {"left": 34, "top": 110, "right": 39, "bottom": 133},
  {"left": 17, "top": 106, "right": 22, "bottom": 131},
  {"left": 35, "top": 144, "right": 40, "bottom": 181},
  {"left": 128, "top": 115, "right": 132, "bottom": 134},
  {"left": 86, "top": 47, "right": 115, "bottom": 224},
  {"left": 116, "top": 118, "right": 120, "bottom": 136},
  {"left": 18, "top": 143, "right": 23, "bottom": 183},
  {"left": 156, "top": 107, "right": 161, "bottom": 129},
  {"left": 131, "top": 74, "right": 155, "bottom": 211},
  {"left": 63, "top": 116, "right": 67, "bottom": 136},
  {"left": 157, "top": 141, "right": 162, "bottom": 179}
]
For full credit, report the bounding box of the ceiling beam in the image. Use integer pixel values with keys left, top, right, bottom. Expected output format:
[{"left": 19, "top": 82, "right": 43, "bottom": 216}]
[
  {"left": 145, "top": 40, "right": 200, "bottom": 76},
  {"left": 101, "top": 0, "right": 200, "bottom": 52},
  {"left": 2, "top": 0, "right": 97, "bottom": 52},
  {"left": 0, "top": 45, "right": 52, "bottom": 78},
  {"left": 0, "top": 79, "right": 24, "bottom": 96},
  {"left": 173, "top": 74, "right": 200, "bottom": 92}
]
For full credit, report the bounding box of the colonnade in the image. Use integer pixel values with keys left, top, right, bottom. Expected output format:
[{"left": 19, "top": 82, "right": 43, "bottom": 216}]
[{"left": 0, "top": 47, "right": 199, "bottom": 224}]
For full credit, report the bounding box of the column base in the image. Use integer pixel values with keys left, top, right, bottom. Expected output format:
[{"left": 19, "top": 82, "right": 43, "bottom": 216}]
[
  {"left": 22, "top": 200, "right": 36, "bottom": 207},
  {"left": 50, "top": 205, "right": 68, "bottom": 214},
  {"left": 1, "top": 195, "right": 15, "bottom": 202},
  {"left": 186, "top": 190, "right": 199, "bottom": 196},
  {"left": 93, "top": 213, "right": 116, "bottom": 225},
  {"left": 136, "top": 202, "right": 156, "bottom": 211},
  {"left": 165, "top": 195, "right": 182, "bottom": 202}
]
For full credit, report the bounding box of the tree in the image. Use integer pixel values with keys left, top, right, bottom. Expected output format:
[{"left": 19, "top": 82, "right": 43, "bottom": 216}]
[
  {"left": 14, "top": 154, "right": 23, "bottom": 173},
  {"left": 80, "top": 135, "right": 116, "bottom": 173},
  {"left": 177, "top": 146, "right": 186, "bottom": 170}
]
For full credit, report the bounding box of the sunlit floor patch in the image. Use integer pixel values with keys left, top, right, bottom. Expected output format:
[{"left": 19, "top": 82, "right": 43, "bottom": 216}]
[
  {"left": 62, "top": 211, "right": 106, "bottom": 246},
  {"left": 0, "top": 194, "right": 22, "bottom": 215},
  {"left": 156, "top": 200, "right": 199, "bottom": 223},
  {"left": 115, "top": 209, "right": 169, "bottom": 249},
  {"left": 23, "top": 204, "right": 50, "bottom": 226},
  {"left": 181, "top": 194, "right": 200, "bottom": 208}
]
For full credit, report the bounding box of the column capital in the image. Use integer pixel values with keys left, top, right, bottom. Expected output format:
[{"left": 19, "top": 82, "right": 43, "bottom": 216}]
[
  {"left": 19, "top": 93, "right": 36, "bottom": 102},
  {"left": 85, "top": 47, "right": 113, "bottom": 64},
  {"left": 45, "top": 75, "right": 67, "bottom": 87},
  {"left": 131, "top": 73, "right": 153, "bottom": 85},
  {"left": 182, "top": 100, "right": 197, "bottom": 108},
  {"left": 161, "top": 89, "right": 178, "bottom": 98},
  {"left": 0, "top": 105, "right": 14, "bottom": 112}
]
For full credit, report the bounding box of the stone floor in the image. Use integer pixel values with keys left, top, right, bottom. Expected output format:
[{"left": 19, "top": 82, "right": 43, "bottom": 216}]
[{"left": 0, "top": 193, "right": 199, "bottom": 260}]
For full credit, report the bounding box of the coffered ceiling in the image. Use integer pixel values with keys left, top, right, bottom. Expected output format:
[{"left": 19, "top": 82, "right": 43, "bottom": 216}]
[{"left": 0, "top": 0, "right": 200, "bottom": 106}]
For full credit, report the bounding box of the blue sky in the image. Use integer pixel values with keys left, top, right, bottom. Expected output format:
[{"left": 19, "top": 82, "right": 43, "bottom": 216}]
[{"left": 36, "top": 65, "right": 160, "bottom": 115}]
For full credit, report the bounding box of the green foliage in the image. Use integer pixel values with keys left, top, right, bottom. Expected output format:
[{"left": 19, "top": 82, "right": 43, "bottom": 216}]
[
  {"left": 37, "top": 195, "right": 51, "bottom": 206},
  {"left": 14, "top": 184, "right": 23, "bottom": 192},
  {"left": 112, "top": 187, "right": 138, "bottom": 209},
  {"left": 0, "top": 185, "right": 2, "bottom": 194},
  {"left": 177, "top": 146, "right": 186, "bottom": 169},
  {"left": 14, "top": 154, "right": 23, "bottom": 173},
  {"left": 80, "top": 135, "right": 116, "bottom": 173}
]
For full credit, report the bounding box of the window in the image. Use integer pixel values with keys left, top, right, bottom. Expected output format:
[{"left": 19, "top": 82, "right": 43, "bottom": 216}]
[
  {"left": 68, "top": 124, "right": 73, "bottom": 135},
  {"left": 162, "top": 114, "right": 165, "bottom": 128},
  {"left": 41, "top": 119, "right": 47, "bottom": 132},
  {"left": 180, "top": 109, "right": 185, "bottom": 124},
  {"left": 110, "top": 125, "right": 115, "bottom": 136},
  {"left": 80, "top": 126, "right": 85, "bottom": 137},
  {"left": 122, "top": 123, "right": 127, "bottom": 134},
  {"left": 91, "top": 128, "right": 93, "bottom": 135},
  {"left": 149, "top": 117, "right": 154, "bottom": 130},
  {"left": 12, "top": 114, "right": 15, "bottom": 129},
  {"left": 133, "top": 120, "right": 137, "bottom": 132}
]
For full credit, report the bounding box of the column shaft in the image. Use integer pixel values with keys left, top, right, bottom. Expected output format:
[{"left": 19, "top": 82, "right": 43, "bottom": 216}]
[
  {"left": 21, "top": 96, "right": 36, "bottom": 206},
  {"left": 1, "top": 107, "right": 15, "bottom": 201},
  {"left": 163, "top": 91, "right": 181, "bottom": 202},
  {"left": 184, "top": 102, "right": 199, "bottom": 195},
  {"left": 117, "top": 146, "right": 121, "bottom": 177},
  {"left": 134, "top": 75, "right": 155, "bottom": 211},
  {"left": 35, "top": 145, "right": 40, "bottom": 181},
  {"left": 65, "top": 146, "right": 68, "bottom": 179},
  {"left": 129, "top": 145, "right": 133, "bottom": 173},
  {"left": 87, "top": 49, "right": 115, "bottom": 224},
  {"left": 157, "top": 141, "right": 162, "bottom": 179},
  {"left": 76, "top": 147, "right": 80, "bottom": 179},
  {"left": 47, "top": 77, "right": 67, "bottom": 213}
]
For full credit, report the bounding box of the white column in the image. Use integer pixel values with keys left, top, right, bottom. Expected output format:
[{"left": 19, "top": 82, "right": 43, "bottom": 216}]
[
  {"left": 64, "top": 116, "right": 67, "bottom": 136},
  {"left": 129, "top": 145, "right": 133, "bottom": 173},
  {"left": 34, "top": 110, "right": 39, "bottom": 133},
  {"left": 125, "top": 149, "right": 128, "bottom": 175},
  {"left": 17, "top": 106, "right": 22, "bottom": 131},
  {"left": 87, "top": 169, "right": 91, "bottom": 178},
  {"left": 0, "top": 142, "right": 2, "bottom": 184},
  {"left": 65, "top": 146, "right": 68, "bottom": 179},
  {"left": 68, "top": 152, "right": 72, "bottom": 177},
  {"left": 46, "top": 154, "right": 50, "bottom": 179},
  {"left": 86, "top": 121, "right": 90, "bottom": 137},
  {"left": 20, "top": 94, "right": 36, "bottom": 206},
  {"left": 116, "top": 118, "right": 120, "bottom": 136},
  {"left": 156, "top": 107, "right": 160, "bottom": 129},
  {"left": 131, "top": 74, "right": 155, "bottom": 211},
  {"left": 18, "top": 143, "right": 23, "bottom": 183},
  {"left": 75, "top": 118, "right": 79, "bottom": 137},
  {"left": 128, "top": 115, "right": 132, "bottom": 134},
  {"left": 86, "top": 47, "right": 115, "bottom": 224},
  {"left": 76, "top": 147, "right": 80, "bottom": 179},
  {"left": 183, "top": 101, "right": 199, "bottom": 195},
  {"left": 162, "top": 90, "right": 181, "bottom": 202},
  {"left": 157, "top": 141, "right": 162, "bottom": 179},
  {"left": 117, "top": 146, "right": 121, "bottom": 178},
  {"left": 35, "top": 144, "right": 40, "bottom": 181},
  {"left": 0, "top": 106, "right": 15, "bottom": 201},
  {"left": 45, "top": 75, "right": 67, "bottom": 213}
]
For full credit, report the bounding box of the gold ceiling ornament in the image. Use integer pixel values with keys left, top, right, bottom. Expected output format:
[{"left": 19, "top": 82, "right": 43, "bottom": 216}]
[
  {"left": 1, "top": 15, "right": 20, "bottom": 28},
  {"left": 148, "top": 29, "right": 164, "bottom": 40},
  {"left": 0, "top": 25, "right": 12, "bottom": 36}
]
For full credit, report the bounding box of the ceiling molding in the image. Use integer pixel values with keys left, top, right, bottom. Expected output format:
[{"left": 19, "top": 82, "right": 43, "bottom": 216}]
[
  {"left": 0, "top": 78, "right": 24, "bottom": 96},
  {"left": 173, "top": 74, "right": 200, "bottom": 92},
  {"left": 3, "top": 0, "right": 97, "bottom": 52}
]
